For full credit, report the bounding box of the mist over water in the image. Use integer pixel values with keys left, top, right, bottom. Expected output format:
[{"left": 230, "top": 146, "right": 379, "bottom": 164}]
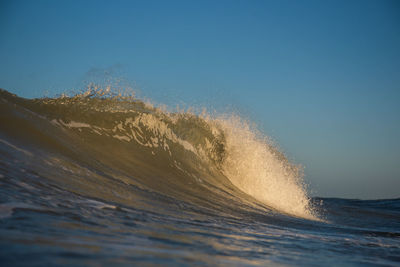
[{"left": 0, "top": 87, "right": 399, "bottom": 266}]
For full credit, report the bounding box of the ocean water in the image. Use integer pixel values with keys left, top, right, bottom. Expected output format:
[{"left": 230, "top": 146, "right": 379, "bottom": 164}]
[{"left": 0, "top": 88, "right": 399, "bottom": 266}]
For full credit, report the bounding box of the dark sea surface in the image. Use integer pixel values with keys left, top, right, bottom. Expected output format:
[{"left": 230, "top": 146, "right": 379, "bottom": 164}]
[{"left": 0, "top": 89, "right": 399, "bottom": 266}]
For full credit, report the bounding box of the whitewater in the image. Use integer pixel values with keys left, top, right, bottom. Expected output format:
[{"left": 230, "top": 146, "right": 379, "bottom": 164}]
[{"left": 0, "top": 88, "right": 399, "bottom": 266}]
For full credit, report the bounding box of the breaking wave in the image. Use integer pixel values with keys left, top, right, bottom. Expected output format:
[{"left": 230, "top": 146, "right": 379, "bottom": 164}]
[{"left": 0, "top": 88, "right": 318, "bottom": 220}]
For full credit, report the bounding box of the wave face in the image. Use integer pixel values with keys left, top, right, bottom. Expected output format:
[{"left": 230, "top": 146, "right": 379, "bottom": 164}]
[{"left": 1, "top": 88, "right": 399, "bottom": 266}]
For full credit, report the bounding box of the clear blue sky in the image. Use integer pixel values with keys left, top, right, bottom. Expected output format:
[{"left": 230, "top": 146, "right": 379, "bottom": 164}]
[{"left": 1, "top": 0, "right": 399, "bottom": 199}]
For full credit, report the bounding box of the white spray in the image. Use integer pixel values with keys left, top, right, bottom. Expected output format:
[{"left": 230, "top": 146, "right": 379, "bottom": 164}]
[{"left": 212, "top": 116, "right": 317, "bottom": 220}]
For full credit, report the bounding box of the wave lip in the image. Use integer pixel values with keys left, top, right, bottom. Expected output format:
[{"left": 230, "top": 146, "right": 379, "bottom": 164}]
[{"left": 214, "top": 116, "right": 316, "bottom": 219}]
